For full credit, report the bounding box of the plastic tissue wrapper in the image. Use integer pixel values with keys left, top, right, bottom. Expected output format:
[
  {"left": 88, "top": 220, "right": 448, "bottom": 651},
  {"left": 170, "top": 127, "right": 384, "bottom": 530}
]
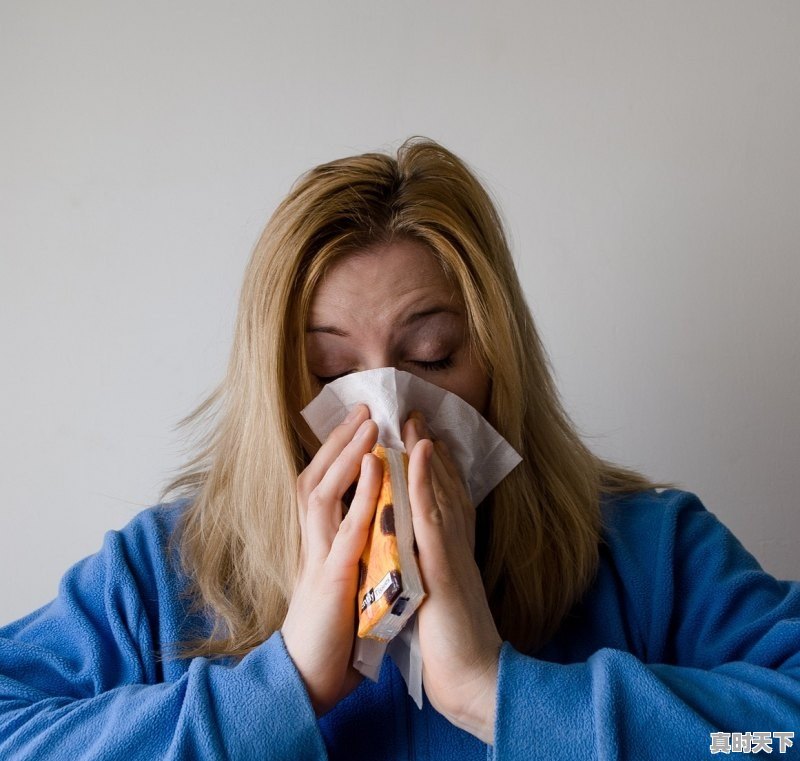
[{"left": 300, "top": 367, "right": 522, "bottom": 708}]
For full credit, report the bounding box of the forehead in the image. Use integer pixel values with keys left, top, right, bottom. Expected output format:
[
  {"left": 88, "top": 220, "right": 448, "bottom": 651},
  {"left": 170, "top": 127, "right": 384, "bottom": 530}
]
[{"left": 308, "top": 240, "right": 463, "bottom": 325}]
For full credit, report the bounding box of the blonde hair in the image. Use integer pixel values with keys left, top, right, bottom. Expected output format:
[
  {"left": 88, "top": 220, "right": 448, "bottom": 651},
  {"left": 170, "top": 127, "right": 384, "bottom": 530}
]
[{"left": 162, "top": 136, "right": 662, "bottom": 658}]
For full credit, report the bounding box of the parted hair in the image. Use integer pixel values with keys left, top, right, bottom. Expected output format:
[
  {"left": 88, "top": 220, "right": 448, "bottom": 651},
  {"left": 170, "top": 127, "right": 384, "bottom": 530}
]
[{"left": 161, "top": 136, "right": 660, "bottom": 659}]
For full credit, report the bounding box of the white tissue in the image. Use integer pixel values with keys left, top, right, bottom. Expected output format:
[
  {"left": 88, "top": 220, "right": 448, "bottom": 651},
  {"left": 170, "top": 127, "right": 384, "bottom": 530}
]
[
  {"left": 300, "top": 367, "right": 522, "bottom": 708},
  {"left": 300, "top": 367, "right": 522, "bottom": 506}
]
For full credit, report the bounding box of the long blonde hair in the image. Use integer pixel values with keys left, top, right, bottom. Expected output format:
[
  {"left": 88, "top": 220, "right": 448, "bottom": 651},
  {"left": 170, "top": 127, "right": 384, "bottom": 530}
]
[{"left": 161, "top": 136, "right": 661, "bottom": 658}]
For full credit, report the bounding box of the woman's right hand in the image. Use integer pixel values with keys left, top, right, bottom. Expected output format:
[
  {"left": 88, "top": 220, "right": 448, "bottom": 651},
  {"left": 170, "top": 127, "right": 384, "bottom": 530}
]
[{"left": 281, "top": 403, "right": 381, "bottom": 717}]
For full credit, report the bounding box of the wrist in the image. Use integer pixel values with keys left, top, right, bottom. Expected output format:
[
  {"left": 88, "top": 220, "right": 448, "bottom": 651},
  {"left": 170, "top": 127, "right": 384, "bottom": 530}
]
[{"left": 449, "top": 652, "right": 500, "bottom": 745}]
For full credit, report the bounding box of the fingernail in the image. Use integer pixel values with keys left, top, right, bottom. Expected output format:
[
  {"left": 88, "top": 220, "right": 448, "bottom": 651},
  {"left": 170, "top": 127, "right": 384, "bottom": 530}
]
[{"left": 344, "top": 404, "right": 363, "bottom": 424}]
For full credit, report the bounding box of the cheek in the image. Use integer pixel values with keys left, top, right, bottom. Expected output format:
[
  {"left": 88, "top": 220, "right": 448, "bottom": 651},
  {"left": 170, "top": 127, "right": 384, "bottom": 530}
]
[
  {"left": 443, "top": 367, "right": 491, "bottom": 417},
  {"left": 465, "top": 375, "right": 491, "bottom": 416}
]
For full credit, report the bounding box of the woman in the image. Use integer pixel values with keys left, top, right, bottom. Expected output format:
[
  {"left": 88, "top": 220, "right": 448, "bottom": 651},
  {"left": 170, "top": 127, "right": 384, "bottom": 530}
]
[{"left": 1, "top": 137, "right": 798, "bottom": 760}]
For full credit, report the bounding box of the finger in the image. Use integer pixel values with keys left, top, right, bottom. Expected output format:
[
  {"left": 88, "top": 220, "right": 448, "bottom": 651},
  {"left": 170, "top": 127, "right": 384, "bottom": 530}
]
[
  {"left": 297, "top": 406, "right": 369, "bottom": 549},
  {"left": 427, "top": 454, "right": 470, "bottom": 555},
  {"left": 299, "top": 404, "right": 370, "bottom": 498},
  {"left": 433, "top": 440, "right": 473, "bottom": 515},
  {"left": 433, "top": 441, "right": 475, "bottom": 554},
  {"left": 328, "top": 452, "right": 383, "bottom": 575},
  {"left": 306, "top": 419, "right": 379, "bottom": 557},
  {"left": 430, "top": 443, "right": 454, "bottom": 493},
  {"left": 401, "top": 409, "right": 426, "bottom": 455},
  {"left": 432, "top": 438, "right": 463, "bottom": 487},
  {"left": 407, "top": 439, "right": 447, "bottom": 558},
  {"left": 410, "top": 442, "right": 479, "bottom": 593}
]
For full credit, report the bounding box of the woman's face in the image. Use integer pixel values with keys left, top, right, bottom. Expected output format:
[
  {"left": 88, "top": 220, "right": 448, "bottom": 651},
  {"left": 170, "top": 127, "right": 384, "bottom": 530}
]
[{"left": 305, "top": 239, "right": 491, "bottom": 416}]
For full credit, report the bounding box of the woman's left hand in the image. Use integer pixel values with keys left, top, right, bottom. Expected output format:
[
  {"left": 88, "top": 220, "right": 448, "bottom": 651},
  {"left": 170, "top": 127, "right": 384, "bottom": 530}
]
[{"left": 401, "top": 411, "right": 502, "bottom": 745}]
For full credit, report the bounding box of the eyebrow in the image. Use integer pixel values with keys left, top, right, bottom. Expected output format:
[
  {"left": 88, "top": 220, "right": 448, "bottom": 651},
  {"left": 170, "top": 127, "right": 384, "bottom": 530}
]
[{"left": 306, "top": 306, "right": 461, "bottom": 337}]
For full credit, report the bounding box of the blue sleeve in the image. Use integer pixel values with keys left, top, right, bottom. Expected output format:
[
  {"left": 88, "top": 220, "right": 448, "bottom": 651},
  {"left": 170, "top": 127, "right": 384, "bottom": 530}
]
[
  {"left": 491, "top": 491, "right": 800, "bottom": 760},
  {"left": 0, "top": 515, "right": 328, "bottom": 760}
]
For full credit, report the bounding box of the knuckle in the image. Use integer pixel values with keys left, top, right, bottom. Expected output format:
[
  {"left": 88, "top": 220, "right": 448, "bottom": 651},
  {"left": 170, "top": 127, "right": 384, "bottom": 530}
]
[
  {"left": 306, "top": 487, "right": 328, "bottom": 514},
  {"left": 426, "top": 506, "right": 444, "bottom": 525},
  {"left": 335, "top": 514, "right": 356, "bottom": 540}
]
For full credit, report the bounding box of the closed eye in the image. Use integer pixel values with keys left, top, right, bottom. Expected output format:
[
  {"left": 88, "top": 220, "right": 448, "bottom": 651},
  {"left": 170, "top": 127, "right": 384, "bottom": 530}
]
[
  {"left": 409, "top": 356, "right": 454, "bottom": 372},
  {"left": 313, "top": 356, "right": 454, "bottom": 385},
  {"left": 314, "top": 371, "right": 350, "bottom": 384}
]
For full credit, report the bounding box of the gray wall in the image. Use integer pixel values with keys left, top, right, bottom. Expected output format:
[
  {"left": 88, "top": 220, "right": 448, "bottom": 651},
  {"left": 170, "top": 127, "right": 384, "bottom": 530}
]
[{"left": 2, "top": 1, "right": 799, "bottom": 624}]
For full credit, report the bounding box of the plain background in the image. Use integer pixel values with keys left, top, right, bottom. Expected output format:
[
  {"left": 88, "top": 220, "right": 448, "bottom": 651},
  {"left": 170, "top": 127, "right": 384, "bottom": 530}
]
[{"left": 1, "top": 1, "right": 798, "bottom": 625}]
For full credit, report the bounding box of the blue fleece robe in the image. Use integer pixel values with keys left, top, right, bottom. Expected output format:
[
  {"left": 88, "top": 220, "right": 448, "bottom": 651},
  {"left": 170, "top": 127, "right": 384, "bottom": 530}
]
[{"left": 0, "top": 489, "right": 798, "bottom": 759}]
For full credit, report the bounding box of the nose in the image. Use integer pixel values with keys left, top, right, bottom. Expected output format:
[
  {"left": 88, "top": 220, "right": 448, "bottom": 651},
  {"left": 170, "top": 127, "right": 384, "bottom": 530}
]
[{"left": 356, "top": 349, "right": 397, "bottom": 373}]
